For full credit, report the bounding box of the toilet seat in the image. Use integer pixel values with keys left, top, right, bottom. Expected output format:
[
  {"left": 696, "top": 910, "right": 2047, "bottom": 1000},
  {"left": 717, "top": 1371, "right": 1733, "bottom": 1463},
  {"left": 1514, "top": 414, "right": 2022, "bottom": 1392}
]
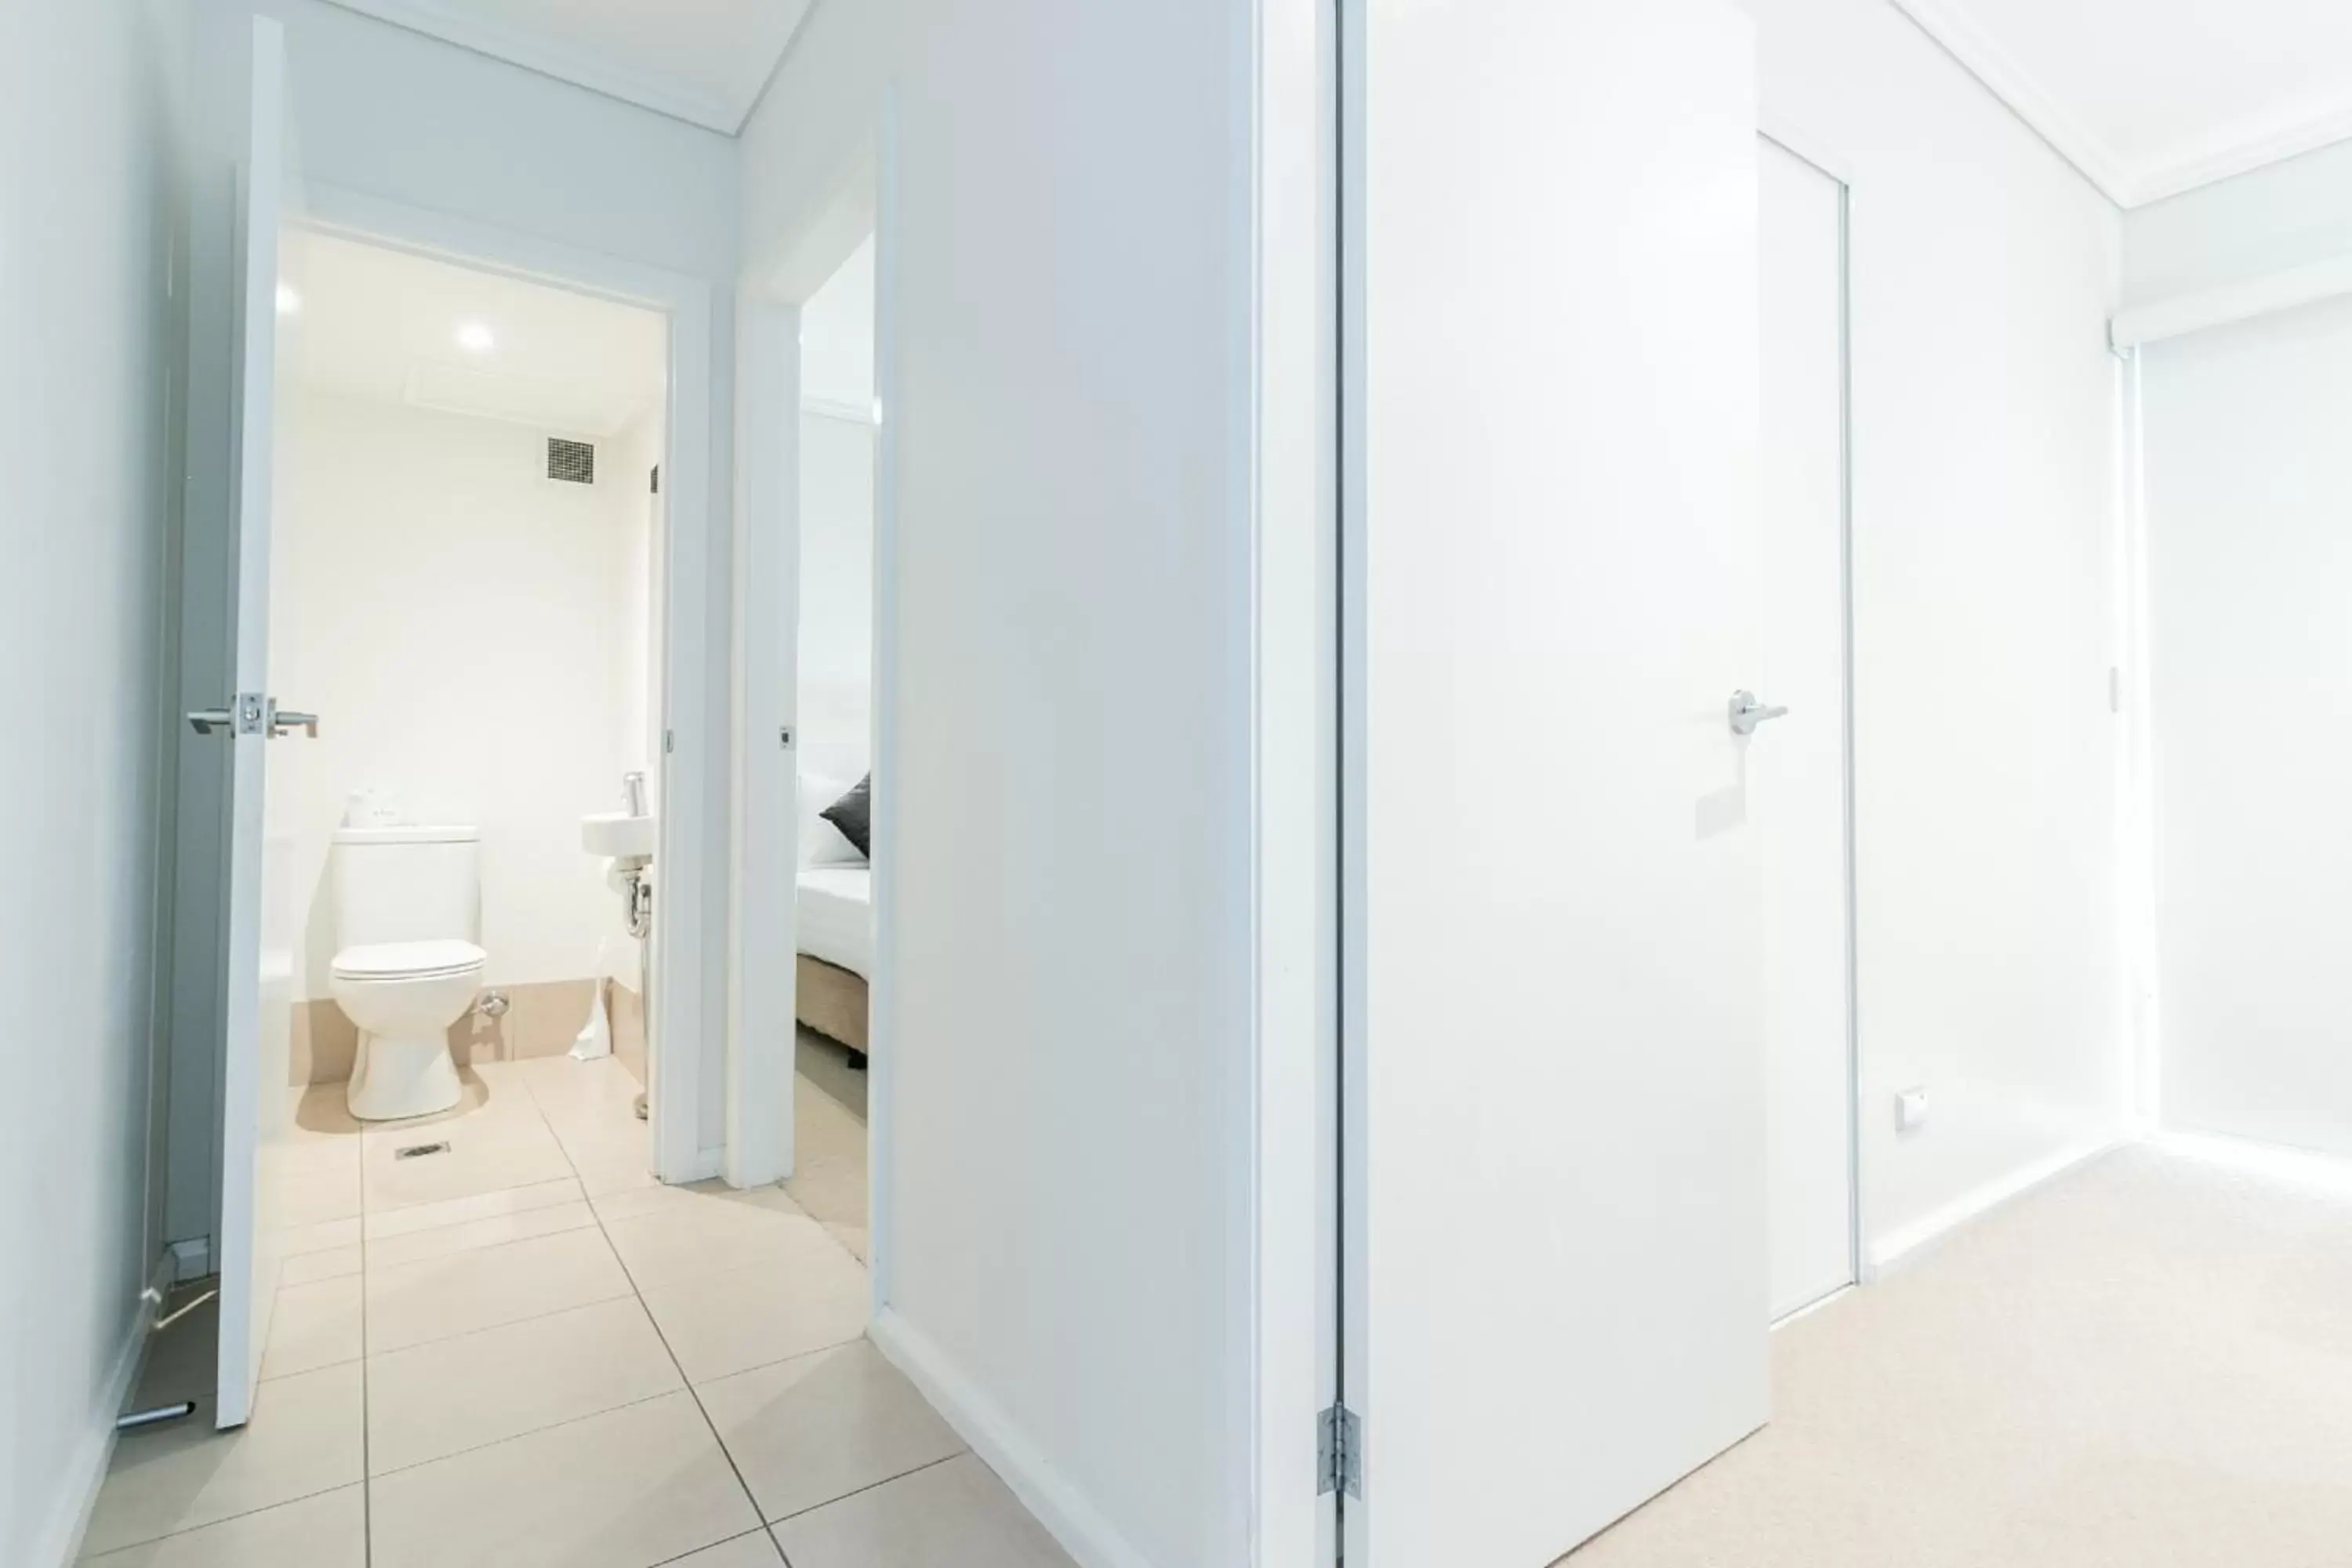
[{"left": 331, "top": 939, "right": 487, "bottom": 982}]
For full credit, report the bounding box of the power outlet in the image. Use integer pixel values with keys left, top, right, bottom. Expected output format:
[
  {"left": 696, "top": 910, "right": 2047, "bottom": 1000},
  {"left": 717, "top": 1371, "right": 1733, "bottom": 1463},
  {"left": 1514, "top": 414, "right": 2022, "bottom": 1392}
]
[{"left": 1895, "top": 1086, "right": 1931, "bottom": 1135}]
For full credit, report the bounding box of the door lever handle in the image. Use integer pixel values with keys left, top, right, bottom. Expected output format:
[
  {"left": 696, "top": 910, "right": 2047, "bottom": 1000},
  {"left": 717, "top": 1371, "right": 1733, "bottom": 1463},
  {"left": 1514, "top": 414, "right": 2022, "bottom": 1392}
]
[
  {"left": 187, "top": 708, "right": 235, "bottom": 735},
  {"left": 1728, "top": 690, "right": 1789, "bottom": 736},
  {"left": 268, "top": 704, "right": 321, "bottom": 739}
]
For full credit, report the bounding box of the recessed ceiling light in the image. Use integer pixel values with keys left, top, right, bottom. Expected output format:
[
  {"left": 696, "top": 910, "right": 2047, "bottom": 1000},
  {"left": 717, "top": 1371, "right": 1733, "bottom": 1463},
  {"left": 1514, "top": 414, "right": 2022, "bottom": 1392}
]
[
  {"left": 274, "top": 285, "right": 301, "bottom": 315},
  {"left": 455, "top": 321, "right": 495, "bottom": 354}
]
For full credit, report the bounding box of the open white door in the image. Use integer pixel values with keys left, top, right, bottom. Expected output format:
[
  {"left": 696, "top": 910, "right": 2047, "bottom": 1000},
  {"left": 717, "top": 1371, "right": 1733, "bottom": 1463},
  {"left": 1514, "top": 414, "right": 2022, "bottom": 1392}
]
[
  {"left": 1345, "top": 1, "right": 1765, "bottom": 1562},
  {"left": 201, "top": 15, "right": 310, "bottom": 1430}
]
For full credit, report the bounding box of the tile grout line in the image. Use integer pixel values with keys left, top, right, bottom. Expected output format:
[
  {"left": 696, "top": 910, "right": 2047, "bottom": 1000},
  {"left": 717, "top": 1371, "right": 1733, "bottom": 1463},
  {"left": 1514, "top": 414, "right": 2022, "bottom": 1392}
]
[
  {"left": 541, "top": 1065, "right": 785, "bottom": 1561},
  {"left": 769, "top": 1450, "right": 964, "bottom": 1526}
]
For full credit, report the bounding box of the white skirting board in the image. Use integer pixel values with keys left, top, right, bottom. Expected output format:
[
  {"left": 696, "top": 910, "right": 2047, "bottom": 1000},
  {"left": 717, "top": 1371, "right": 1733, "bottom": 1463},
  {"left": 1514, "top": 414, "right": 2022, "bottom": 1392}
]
[
  {"left": 868, "top": 1308, "right": 1156, "bottom": 1568},
  {"left": 39, "top": 1247, "right": 176, "bottom": 1567},
  {"left": 1867, "top": 1136, "right": 2122, "bottom": 1275}
]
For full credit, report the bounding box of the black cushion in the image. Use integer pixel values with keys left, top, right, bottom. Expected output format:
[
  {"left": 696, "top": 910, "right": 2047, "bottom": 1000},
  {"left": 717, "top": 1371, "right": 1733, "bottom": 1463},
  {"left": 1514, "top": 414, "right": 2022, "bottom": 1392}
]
[{"left": 821, "top": 774, "right": 872, "bottom": 858}]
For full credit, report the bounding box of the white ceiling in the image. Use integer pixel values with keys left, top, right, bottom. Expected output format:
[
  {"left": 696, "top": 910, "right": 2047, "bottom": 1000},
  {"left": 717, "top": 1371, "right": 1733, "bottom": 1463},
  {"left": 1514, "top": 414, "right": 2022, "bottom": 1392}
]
[
  {"left": 1895, "top": 0, "right": 2352, "bottom": 206},
  {"left": 292, "top": 231, "right": 669, "bottom": 439},
  {"left": 322, "top": 0, "right": 813, "bottom": 133}
]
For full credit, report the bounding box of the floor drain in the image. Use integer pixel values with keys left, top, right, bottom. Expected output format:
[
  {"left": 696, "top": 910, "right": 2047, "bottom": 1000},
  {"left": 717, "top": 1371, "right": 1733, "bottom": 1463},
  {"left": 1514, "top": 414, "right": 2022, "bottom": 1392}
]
[{"left": 394, "top": 1140, "right": 452, "bottom": 1160}]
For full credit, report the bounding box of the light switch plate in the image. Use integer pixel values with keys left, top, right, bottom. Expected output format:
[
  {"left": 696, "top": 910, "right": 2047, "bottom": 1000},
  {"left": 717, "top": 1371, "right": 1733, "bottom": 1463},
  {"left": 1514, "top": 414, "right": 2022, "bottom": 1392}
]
[{"left": 1895, "top": 1086, "right": 1931, "bottom": 1135}]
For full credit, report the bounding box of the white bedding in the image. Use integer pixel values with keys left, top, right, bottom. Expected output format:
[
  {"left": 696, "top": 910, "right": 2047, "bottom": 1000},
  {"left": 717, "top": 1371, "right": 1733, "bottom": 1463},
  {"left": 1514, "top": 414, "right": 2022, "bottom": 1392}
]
[{"left": 797, "top": 865, "right": 873, "bottom": 978}]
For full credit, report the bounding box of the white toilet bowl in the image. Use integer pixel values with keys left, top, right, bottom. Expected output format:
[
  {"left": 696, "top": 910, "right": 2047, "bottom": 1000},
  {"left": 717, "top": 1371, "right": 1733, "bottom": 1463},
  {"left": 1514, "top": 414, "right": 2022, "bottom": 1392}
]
[{"left": 332, "top": 938, "right": 485, "bottom": 1120}]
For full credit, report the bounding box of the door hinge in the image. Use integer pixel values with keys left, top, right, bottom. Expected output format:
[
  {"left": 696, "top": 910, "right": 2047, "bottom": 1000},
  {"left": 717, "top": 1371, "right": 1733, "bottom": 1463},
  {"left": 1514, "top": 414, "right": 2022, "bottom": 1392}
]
[{"left": 1317, "top": 1403, "right": 1361, "bottom": 1499}]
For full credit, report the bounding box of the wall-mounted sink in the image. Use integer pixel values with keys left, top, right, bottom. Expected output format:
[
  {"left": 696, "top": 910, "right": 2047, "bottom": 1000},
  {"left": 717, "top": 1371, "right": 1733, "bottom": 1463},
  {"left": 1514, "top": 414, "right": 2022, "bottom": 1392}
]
[{"left": 581, "top": 811, "right": 656, "bottom": 864}]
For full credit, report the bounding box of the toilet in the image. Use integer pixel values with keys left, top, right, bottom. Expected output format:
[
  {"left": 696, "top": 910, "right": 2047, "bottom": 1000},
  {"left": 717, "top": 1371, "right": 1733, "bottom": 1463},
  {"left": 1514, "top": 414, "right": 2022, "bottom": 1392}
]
[{"left": 330, "top": 823, "right": 486, "bottom": 1121}]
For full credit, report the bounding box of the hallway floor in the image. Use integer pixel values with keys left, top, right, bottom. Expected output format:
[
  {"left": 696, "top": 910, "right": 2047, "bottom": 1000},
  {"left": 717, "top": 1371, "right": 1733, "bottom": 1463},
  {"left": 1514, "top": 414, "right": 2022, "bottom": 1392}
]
[
  {"left": 80, "top": 1054, "right": 1073, "bottom": 1567},
  {"left": 1564, "top": 1143, "right": 2352, "bottom": 1568}
]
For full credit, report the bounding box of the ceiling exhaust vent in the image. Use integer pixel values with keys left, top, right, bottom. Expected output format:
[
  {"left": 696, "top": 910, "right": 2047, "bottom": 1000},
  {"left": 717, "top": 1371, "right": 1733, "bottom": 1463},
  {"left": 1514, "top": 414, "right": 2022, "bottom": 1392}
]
[{"left": 546, "top": 437, "right": 596, "bottom": 485}]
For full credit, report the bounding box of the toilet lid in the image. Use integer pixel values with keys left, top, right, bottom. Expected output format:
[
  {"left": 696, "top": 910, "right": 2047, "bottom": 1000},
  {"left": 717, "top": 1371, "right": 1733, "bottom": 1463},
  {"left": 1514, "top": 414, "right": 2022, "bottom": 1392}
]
[{"left": 331, "top": 939, "right": 486, "bottom": 981}]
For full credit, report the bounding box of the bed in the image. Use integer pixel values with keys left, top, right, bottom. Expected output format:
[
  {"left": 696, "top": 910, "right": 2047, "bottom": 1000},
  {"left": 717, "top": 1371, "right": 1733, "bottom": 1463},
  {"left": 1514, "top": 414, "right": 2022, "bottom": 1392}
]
[{"left": 796, "top": 863, "right": 872, "bottom": 1056}]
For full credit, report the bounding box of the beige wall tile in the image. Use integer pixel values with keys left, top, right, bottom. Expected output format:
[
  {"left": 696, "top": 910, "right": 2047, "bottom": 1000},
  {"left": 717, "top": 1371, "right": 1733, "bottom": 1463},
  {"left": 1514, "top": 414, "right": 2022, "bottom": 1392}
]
[
  {"left": 293, "top": 979, "right": 600, "bottom": 1085},
  {"left": 612, "top": 979, "right": 646, "bottom": 1087}
]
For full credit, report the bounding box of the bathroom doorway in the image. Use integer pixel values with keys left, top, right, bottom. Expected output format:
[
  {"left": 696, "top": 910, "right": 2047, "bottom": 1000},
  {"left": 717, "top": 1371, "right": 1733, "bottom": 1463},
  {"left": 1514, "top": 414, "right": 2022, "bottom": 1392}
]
[{"left": 272, "top": 228, "right": 670, "bottom": 1155}]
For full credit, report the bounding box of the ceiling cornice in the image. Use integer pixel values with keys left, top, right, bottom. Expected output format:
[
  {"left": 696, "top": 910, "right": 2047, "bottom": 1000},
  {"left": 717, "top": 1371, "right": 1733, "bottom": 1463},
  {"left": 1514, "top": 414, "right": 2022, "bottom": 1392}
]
[
  {"left": 1888, "top": 0, "right": 2133, "bottom": 205},
  {"left": 1891, "top": 0, "right": 2352, "bottom": 209},
  {"left": 2128, "top": 100, "right": 2352, "bottom": 207},
  {"left": 321, "top": 0, "right": 745, "bottom": 134}
]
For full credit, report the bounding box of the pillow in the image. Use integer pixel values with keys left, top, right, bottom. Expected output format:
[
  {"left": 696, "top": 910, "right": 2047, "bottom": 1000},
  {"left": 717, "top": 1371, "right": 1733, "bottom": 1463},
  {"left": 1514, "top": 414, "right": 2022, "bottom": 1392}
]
[
  {"left": 821, "top": 774, "right": 873, "bottom": 859},
  {"left": 797, "top": 772, "right": 863, "bottom": 866}
]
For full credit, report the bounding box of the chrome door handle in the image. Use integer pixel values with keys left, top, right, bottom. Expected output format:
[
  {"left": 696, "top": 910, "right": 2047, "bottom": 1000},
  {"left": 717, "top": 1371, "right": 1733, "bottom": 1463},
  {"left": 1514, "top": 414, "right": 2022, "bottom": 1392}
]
[
  {"left": 268, "top": 702, "right": 321, "bottom": 739},
  {"left": 1728, "top": 690, "right": 1789, "bottom": 736},
  {"left": 187, "top": 708, "right": 235, "bottom": 735}
]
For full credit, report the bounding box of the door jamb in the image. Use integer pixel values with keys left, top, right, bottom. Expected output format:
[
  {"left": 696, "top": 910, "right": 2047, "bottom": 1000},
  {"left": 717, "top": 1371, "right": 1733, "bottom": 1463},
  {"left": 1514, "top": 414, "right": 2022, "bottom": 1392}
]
[
  {"left": 299, "top": 180, "right": 723, "bottom": 1185},
  {"left": 1758, "top": 119, "right": 1867, "bottom": 1294},
  {"left": 733, "top": 126, "right": 890, "bottom": 1261}
]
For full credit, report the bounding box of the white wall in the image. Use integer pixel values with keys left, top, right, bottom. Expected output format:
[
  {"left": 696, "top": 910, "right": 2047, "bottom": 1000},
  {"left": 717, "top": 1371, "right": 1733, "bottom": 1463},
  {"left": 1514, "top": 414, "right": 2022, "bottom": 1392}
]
[
  {"left": 0, "top": 0, "right": 191, "bottom": 1559},
  {"left": 797, "top": 410, "right": 875, "bottom": 783},
  {"left": 740, "top": 1, "right": 1258, "bottom": 1562},
  {"left": 2139, "top": 297, "right": 2352, "bottom": 1157},
  {"left": 2123, "top": 136, "right": 2352, "bottom": 310},
  {"left": 166, "top": 0, "right": 738, "bottom": 1248},
  {"left": 1743, "top": 0, "right": 2129, "bottom": 1252},
  {"left": 278, "top": 392, "right": 649, "bottom": 1001}
]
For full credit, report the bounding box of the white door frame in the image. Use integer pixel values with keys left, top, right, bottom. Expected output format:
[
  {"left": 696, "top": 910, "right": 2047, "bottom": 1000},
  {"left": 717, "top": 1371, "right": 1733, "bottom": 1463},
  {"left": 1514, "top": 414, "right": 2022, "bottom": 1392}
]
[
  {"left": 1757, "top": 121, "right": 1867, "bottom": 1302},
  {"left": 299, "top": 181, "right": 724, "bottom": 1185},
  {"left": 732, "top": 128, "right": 890, "bottom": 1232}
]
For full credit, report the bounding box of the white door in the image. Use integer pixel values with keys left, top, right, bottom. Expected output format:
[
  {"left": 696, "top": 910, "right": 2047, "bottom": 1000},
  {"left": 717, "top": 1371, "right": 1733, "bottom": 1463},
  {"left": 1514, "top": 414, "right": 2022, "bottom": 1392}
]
[
  {"left": 1757, "top": 138, "right": 1857, "bottom": 1320},
  {"left": 204, "top": 15, "right": 310, "bottom": 1429},
  {"left": 1347, "top": 1, "right": 1766, "bottom": 1562}
]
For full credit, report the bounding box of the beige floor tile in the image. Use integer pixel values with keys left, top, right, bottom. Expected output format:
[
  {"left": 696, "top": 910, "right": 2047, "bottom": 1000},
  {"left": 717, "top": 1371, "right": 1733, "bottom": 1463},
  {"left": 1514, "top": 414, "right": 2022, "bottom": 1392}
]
[
  {"left": 699, "top": 1341, "right": 964, "bottom": 1523},
  {"left": 366, "top": 1390, "right": 761, "bottom": 1568},
  {"left": 286, "top": 1084, "right": 365, "bottom": 1142},
  {"left": 278, "top": 1245, "right": 362, "bottom": 1285},
  {"left": 782, "top": 1080, "right": 868, "bottom": 1265},
  {"left": 641, "top": 1248, "right": 869, "bottom": 1384},
  {"left": 601, "top": 1190, "right": 833, "bottom": 1290},
  {"left": 276, "top": 1215, "right": 362, "bottom": 1257},
  {"left": 572, "top": 1151, "right": 660, "bottom": 1198},
  {"left": 127, "top": 1294, "right": 221, "bottom": 1410},
  {"left": 260, "top": 1275, "right": 361, "bottom": 1379},
  {"left": 361, "top": 1177, "right": 583, "bottom": 1240},
  {"left": 365, "top": 1227, "right": 633, "bottom": 1353},
  {"left": 589, "top": 1178, "right": 791, "bottom": 1224},
  {"left": 79, "top": 1485, "right": 365, "bottom": 1567},
  {"left": 82, "top": 1363, "right": 364, "bottom": 1556},
  {"left": 363, "top": 1113, "right": 574, "bottom": 1211},
  {"left": 658, "top": 1530, "right": 786, "bottom": 1566},
  {"left": 356, "top": 1068, "right": 539, "bottom": 1142},
  {"left": 514, "top": 1053, "right": 641, "bottom": 1112},
  {"left": 365, "top": 1298, "right": 684, "bottom": 1474},
  {"left": 768, "top": 1454, "right": 1075, "bottom": 1568},
  {"left": 364, "top": 1197, "right": 596, "bottom": 1270},
  {"left": 274, "top": 1160, "right": 362, "bottom": 1228}
]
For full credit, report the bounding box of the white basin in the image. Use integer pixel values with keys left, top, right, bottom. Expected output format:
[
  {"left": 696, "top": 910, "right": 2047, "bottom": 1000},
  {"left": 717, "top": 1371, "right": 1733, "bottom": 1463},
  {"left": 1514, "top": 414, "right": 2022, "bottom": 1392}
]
[{"left": 581, "top": 811, "right": 657, "bottom": 862}]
